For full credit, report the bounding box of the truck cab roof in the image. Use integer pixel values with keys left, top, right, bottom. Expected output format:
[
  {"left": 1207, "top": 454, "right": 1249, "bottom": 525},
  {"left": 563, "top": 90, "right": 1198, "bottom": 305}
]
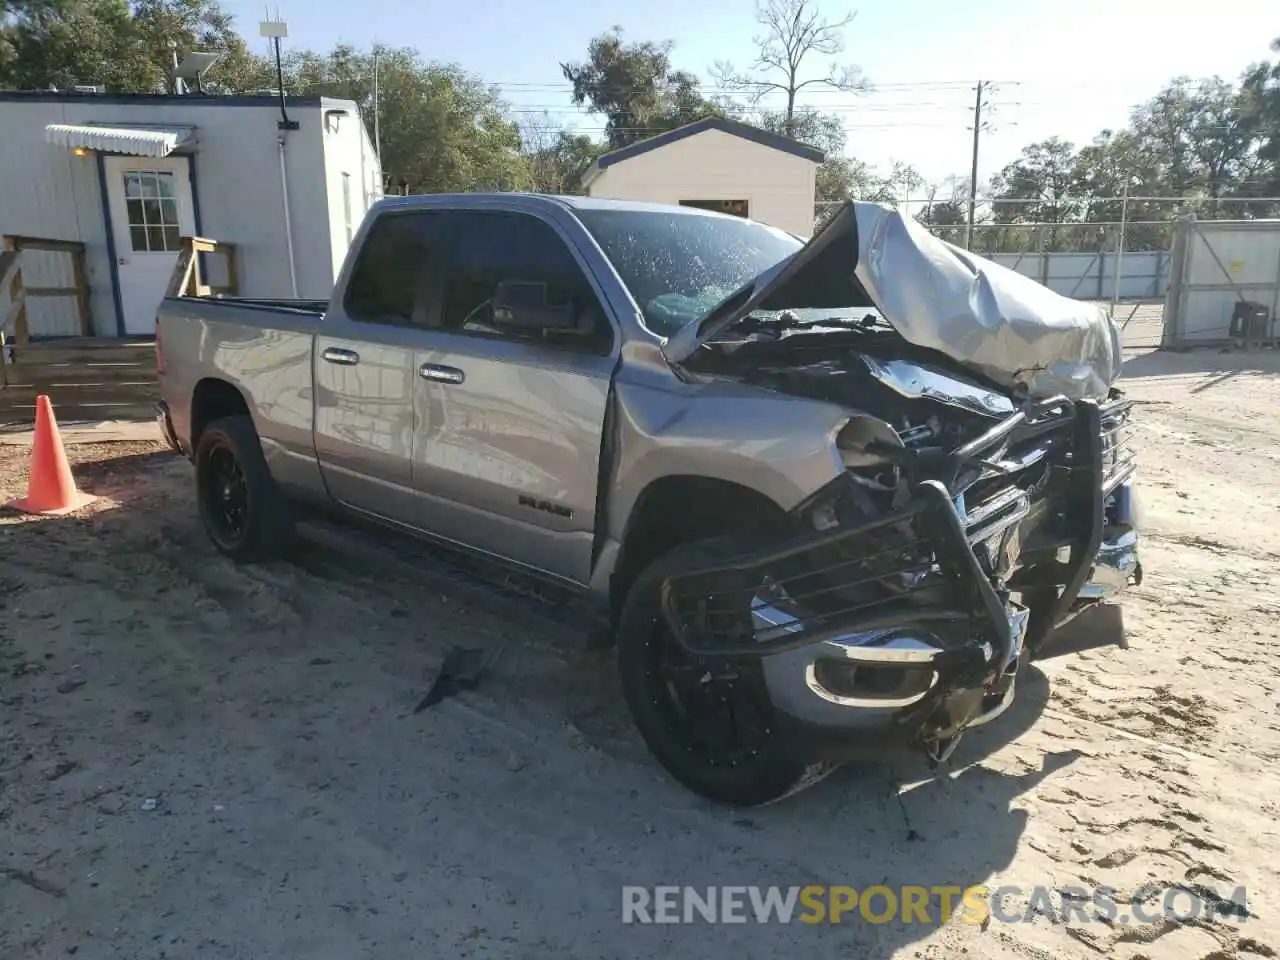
[{"left": 370, "top": 192, "right": 753, "bottom": 221}]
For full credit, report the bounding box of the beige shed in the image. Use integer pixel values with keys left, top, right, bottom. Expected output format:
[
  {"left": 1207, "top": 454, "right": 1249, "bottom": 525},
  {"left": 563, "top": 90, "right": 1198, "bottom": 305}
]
[{"left": 582, "top": 117, "right": 824, "bottom": 238}]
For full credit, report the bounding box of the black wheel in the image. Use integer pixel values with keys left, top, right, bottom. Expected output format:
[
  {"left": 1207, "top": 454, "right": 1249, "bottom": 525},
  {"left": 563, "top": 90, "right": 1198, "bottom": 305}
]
[
  {"left": 195, "top": 414, "right": 293, "bottom": 561},
  {"left": 616, "top": 540, "right": 837, "bottom": 806}
]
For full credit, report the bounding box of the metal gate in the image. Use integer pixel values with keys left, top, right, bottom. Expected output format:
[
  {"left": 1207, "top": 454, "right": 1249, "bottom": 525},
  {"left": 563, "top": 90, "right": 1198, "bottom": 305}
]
[{"left": 1162, "top": 218, "right": 1280, "bottom": 348}]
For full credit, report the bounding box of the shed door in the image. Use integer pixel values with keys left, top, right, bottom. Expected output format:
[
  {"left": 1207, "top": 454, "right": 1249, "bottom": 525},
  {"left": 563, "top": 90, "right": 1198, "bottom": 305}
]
[{"left": 104, "top": 156, "right": 196, "bottom": 335}]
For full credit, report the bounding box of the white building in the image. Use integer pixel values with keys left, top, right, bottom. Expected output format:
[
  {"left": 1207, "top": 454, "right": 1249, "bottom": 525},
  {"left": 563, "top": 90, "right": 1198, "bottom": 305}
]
[
  {"left": 0, "top": 90, "right": 381, "bottom": 337},
  {"left": 582, "top": 117, "right": 824, "bottom": 239}
]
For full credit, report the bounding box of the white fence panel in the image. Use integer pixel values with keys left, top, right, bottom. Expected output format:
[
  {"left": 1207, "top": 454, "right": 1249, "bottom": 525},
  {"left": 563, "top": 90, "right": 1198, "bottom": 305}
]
[
  {"left": 988, "top": 250, "right": 1167, "bottom": 301},
  {"left": 1163, "top": 219, "right": 1280, "bottom": 346}
]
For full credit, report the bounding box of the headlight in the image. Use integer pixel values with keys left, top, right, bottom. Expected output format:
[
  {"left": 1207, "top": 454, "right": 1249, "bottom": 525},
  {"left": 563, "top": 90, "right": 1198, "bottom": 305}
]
[{"left": 835, "top": 415, "right": 903, "bottom": 469}]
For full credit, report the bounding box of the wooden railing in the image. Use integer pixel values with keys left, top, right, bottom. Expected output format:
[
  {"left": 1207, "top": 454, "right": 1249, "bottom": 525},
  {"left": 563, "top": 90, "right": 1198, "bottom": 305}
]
[
  {"left": 166, "top": 237, "right": 239, "bottom": 299},
  {"left": 1, "top": 235, "right": 93, "bottom": 387},
  {"left": 1, "top": 235, "right": 92, "bottom": 344}
]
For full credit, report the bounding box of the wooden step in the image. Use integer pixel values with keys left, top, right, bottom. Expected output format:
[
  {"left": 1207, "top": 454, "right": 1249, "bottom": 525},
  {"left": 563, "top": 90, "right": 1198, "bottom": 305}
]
[
  {"left": 0, "top": 382, "right": 159, "bottom": 403},
  {"left": 0, "top": 398, "right": 158, "bottom": 424},
  {"left": 0, "top": 381, "right": 159, "bottom": 425},
  {"left": 8, "top": 338, "right": 157, "bottom": 367},
  {"left": 9, "top": 346, "right": 157, "bottom": 367},
  {"left": 3, "top": 361, "right": 157, "bottom": 387}
]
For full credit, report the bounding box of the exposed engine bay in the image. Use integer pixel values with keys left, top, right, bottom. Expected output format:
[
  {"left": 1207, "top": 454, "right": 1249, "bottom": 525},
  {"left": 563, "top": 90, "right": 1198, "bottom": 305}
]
[{"left": 688, "top": 320, "right": 1026, "bottom": 487}]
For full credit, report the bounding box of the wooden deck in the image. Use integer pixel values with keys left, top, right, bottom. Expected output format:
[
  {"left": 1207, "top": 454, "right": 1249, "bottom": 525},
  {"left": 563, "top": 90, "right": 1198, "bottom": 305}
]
[
  {"left": 0, "top": 235, "right": 234, "bottom": 425},
  {"left": 0, "top": 338, "right": 158, "bottom": 425}
]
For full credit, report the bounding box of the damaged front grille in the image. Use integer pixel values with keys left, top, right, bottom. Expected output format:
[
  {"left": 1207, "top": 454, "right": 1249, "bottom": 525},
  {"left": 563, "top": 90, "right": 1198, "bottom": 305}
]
[
  {"left": 661, "top": 397, "right": 1118, "bottom": 666},
  {"left": 660, "top": 502, "right": 963, "bottom": 657},
  {"left": 1099, "top": 395, "right": 1136, "bottom": 495}
]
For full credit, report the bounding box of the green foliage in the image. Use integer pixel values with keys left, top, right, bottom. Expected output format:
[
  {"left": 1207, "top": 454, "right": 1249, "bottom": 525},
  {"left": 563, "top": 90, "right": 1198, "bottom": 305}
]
[
  {"left": 284, "top": 46, "right": 531, "bottom": 194},
  {"left": 520, "top": 112, "right": 604, "bottom": 194},
  {"left": 560, "top": 28, "right": 723, "bottom": 148},
  {"left": 0, "top": 0, "right": 262, "bottom": 93},
  {"left": 754, "top": 107, "right": 920, "bottom": 220},
  {"left": 1, "top": 0, "right": 139, "bottom": 91}
]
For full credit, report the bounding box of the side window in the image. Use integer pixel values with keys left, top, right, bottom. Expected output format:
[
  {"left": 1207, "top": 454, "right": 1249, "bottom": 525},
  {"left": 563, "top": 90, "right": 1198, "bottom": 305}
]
[
  {"left": 344, "top": 211, "right": 447, "bottom": 325},
  {"left": 441, "top": 211, "right": 613, "bottom": 353}
]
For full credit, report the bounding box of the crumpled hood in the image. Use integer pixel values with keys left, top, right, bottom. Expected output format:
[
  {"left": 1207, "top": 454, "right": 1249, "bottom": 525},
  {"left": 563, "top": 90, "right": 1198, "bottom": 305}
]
[{"left": 663, "top": 201, "right": 1122, "bottom": 401}]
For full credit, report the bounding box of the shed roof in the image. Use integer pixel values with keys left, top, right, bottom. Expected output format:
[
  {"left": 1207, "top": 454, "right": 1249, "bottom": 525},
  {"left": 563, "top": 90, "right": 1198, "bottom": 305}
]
[{"left": 583, "top": 116, "right": 826, "bottom": 187}]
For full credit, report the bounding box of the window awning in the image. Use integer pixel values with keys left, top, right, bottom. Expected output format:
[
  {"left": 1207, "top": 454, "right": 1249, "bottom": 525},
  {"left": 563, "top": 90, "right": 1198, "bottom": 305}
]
[{"left": 45, "top": 123, "right": 197, "bottom": 158}]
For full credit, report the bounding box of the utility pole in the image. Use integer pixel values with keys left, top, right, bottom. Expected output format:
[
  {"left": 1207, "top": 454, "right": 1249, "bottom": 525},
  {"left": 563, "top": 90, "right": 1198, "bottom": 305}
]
[
  {"left": 372, "top": 48, "right": 382, "bottom": 166},
  {"left": 964, "top": 80, "right": 986, "bottom": 251}
]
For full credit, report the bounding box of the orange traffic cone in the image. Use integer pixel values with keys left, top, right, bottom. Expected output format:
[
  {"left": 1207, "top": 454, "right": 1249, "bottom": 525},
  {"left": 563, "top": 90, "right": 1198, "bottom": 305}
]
[{"left": 5, "top": 395, "right": 97, "bottom": 515}]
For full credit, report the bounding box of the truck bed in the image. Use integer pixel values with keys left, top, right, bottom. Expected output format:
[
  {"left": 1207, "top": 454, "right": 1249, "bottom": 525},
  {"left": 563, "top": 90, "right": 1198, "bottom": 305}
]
[{"left": 165, "top": 296, "right": 329, "bottom": 316}]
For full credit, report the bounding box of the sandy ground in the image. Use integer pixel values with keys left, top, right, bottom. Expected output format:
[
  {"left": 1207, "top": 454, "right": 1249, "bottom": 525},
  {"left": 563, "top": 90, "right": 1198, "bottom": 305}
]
[{"left": 3, "top": 317, "right": 1280, "bottom": 959}]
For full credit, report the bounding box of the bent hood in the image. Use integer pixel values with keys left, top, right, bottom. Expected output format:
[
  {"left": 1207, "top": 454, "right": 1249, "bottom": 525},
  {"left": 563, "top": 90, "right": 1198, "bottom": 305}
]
[{"left": 663, "top": 200, "right": 1122, "bottom": 401}]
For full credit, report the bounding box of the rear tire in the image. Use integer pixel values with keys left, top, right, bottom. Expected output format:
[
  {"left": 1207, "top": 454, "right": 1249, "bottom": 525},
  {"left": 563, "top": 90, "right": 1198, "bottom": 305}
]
[
  {"left": 616, "top": 539, "right": 837, "bottom": 806},
  {"left": 195, "top": 414, "right": 294, "bottom": 561}
]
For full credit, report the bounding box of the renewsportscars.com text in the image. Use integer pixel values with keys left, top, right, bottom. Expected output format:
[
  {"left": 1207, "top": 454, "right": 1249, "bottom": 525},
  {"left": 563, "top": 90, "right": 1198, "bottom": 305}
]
[{"left": 621, "top": 884, "right": 1250, "bottom": 926}]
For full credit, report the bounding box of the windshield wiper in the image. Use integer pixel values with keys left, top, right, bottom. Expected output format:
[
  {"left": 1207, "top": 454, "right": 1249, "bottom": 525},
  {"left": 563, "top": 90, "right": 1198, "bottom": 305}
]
[{"left": 734, "top": 310, "right": 888, "bottom": 337}]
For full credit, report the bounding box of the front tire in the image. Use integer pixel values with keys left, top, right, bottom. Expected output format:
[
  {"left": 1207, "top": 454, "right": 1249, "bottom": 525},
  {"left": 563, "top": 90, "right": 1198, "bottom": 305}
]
[
  {"left": 195, "top": 414, "right": 293, "bottom": 561},
  {"left": 616, "top": 540, "right": 836, "bottom": 806}
]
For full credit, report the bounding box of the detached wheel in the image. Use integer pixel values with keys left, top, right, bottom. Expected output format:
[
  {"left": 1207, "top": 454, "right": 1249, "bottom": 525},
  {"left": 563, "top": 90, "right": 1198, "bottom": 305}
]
[
  {"left": 195, "top": 414, "right": 293, "bottom": 561},
  {"left": 617, "top": 540, "right": 835, "bottom": 806}
]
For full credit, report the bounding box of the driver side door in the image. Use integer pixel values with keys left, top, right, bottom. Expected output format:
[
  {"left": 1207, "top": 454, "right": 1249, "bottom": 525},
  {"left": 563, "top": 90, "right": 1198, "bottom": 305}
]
[{"left": 408, "top": 209, "right": 618, "bottom": 586}]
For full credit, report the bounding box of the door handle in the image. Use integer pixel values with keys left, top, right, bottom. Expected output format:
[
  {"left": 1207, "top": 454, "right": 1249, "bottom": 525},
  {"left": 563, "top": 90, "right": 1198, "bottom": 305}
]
[
  {"left": 419, "top": 363, "right": 465, "bottom": 384},
  {"left": 322, "top": 347, "right": 360, "bottom": 366}
]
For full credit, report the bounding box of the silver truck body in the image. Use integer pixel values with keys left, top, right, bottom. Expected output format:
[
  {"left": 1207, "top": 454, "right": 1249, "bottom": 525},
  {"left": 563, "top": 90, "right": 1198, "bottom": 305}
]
[{"left": 157, "top": 193, "right": 1141, "bottom": 782}]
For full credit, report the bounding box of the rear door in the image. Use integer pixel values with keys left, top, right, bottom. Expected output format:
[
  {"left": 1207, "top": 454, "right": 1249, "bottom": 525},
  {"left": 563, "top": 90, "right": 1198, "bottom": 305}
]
[
  {"left": 408, "top": 209, "right": 618, "bottom": 586},
  {"left": 312, "top": 210, "right": 449, "bottom": 523}
]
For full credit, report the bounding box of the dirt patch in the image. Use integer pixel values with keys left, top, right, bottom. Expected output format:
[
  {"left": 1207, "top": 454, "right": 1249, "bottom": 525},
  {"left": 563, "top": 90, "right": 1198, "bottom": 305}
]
[{"left": 1, "top": 341, "right": 1279, "bottom": 958}]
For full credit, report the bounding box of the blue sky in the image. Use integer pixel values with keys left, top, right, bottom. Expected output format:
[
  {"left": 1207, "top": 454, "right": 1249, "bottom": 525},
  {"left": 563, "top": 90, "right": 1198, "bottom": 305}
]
[{"left": 225, "top": 0, "right": 1277, "bottom": 191}]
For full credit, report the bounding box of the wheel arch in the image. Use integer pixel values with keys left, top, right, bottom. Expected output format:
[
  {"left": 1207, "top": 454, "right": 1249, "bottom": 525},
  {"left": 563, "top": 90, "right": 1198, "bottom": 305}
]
[
  {"left": 190, "top": 378, "right": 251, "bottom": 450},
  {"left": 606, "top": 474, "right": 789, "bottom": 635}
]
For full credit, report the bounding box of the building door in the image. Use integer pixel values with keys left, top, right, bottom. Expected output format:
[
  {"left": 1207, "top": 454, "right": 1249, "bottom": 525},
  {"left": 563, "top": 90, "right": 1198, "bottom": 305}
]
[{"left": 104, "top": 156, "right": 196, "bottom": 335}]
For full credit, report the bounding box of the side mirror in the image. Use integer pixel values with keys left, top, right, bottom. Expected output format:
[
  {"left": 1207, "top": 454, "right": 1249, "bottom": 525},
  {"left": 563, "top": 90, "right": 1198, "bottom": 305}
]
[{"left": 492, "top": 280, "right": 577, "bottom": 331}]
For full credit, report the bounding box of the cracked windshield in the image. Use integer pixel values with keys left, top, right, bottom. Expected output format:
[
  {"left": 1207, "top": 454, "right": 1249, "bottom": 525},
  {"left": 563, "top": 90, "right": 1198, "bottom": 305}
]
[{"left": 575, "top": 208, "right": 804, "bottom": 336}]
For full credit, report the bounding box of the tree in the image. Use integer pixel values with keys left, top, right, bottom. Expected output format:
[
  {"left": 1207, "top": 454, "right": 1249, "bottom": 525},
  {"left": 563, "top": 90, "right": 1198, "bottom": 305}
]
[
  {"left": 915, "top": 177, "right": 970, "bottom": 246},
  {"left": 712, "top": 0, "right": 868, "bottom": 137},
  {"left": 0, "top": 0, "right": 269, "bottom": 93},
  {"left": 1, "top": 0, "right": 141, "bottom": 91},
  {"left": 989, "top": 137, "right": 1081, "bottom": 224},
  {"left": 1124, "top": 76, "right": 1269, "bottom": 215},
  {"left": 521, "top": 111, "right": 604, "bottom": 194},
  {"left": 1230, "top": 37, "right": 1280, "bottom": 207},
  {"left": 561, "top": 28, "right": 723, "bottom": 148},
  {"left": 282, "top": 45, "right": 532, "bottom": 194},
  {"left": 128, "top": 0, "right": 259, "bottom": 93},
  {"left": 753, "top": 107, "right": 920, "bottom": 222}
]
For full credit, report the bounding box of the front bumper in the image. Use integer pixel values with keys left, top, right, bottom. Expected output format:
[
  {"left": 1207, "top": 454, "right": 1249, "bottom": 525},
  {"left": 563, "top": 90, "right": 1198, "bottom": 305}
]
[
  {"left": 659, "top": 395, "right": 1140, "bottom": 760},
  {"left": 758, "top": 487, "right": 1140, "bottom": 751}
]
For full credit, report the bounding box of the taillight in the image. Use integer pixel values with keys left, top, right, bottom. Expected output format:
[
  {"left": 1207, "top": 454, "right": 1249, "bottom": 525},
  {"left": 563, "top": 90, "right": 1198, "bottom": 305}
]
[{"left": 155, "top": 328, "right": 165, "bottom": 375}]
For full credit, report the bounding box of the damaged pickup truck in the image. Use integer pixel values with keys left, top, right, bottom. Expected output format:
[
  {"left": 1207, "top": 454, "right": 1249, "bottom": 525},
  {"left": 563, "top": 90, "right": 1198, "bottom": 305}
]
[{"left": 156, "top": 194, "right": 1141, "bottom": 806}]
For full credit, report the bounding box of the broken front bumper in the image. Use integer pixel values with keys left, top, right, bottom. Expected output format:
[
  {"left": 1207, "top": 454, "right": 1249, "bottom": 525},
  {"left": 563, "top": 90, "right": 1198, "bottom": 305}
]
[{"left": 658, "top": 396, "right": 1140, "bottom": 760}]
